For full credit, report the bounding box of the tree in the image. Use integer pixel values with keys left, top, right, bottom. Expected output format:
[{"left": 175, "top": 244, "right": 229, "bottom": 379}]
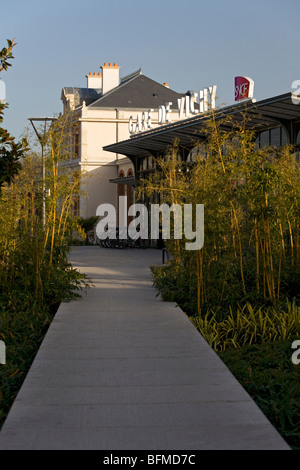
[{"left": 0, "top": 39, "right": 27, "bottom": 190}]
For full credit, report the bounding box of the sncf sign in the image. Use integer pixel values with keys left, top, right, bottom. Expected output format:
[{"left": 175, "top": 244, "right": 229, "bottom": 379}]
[{"left": 235, "top": 76, "right": 254, "bottom": 101}]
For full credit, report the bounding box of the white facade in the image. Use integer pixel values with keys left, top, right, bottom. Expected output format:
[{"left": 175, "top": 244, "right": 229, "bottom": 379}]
[{"left": 61, "top": 63, "right": 184, "bottom": 219}]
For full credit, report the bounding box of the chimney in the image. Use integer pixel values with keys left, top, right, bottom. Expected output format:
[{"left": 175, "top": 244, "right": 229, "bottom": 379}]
[
  {"left": 101, "top": 62, "right": 120, "bottom": 94},
  {"left": 86, "top": 72, "right": 102, "bottom": 89}
]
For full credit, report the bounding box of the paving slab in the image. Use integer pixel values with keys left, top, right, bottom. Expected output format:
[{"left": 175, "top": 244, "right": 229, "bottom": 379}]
[{"left": 0, "top": 246, "right": 290, "bottom": 450}]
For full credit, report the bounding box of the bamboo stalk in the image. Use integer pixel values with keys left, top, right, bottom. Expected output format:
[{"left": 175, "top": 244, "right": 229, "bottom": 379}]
[
  {"left": 254, "top": 219, "right": 260, "bottom": 293},
  {"left": 231, "top": 202, "right": 246, "bottom": 296},
  {"left": 288, "top": 219, "right": 294, "bottom": 266}
]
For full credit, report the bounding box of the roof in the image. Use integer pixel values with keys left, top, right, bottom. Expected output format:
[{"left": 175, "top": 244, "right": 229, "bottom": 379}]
[
  {"left": 61, "top": 87, "right": 101, "bottom": 107},
  {"left": 119, "top": 68, "right": 142, "bottom": 85},
  {"left": 103, "top": 92, "right": 300, "bottom": 158},
  {"left": 62, "top": 69, "right": 185, "bottom": 111},
  {"left": 88, "top": 74, "right": 185, "bottom": 109}
]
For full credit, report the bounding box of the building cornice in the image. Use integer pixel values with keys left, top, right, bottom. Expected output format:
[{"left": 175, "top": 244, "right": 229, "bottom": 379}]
[{"left": 79, "top": 161, "right": 117, "bottom": 166}]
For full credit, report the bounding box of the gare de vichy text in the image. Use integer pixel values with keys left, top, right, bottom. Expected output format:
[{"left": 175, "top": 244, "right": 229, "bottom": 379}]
[{"left": 129, "top": 85, "right": 217, "bottom": 135}]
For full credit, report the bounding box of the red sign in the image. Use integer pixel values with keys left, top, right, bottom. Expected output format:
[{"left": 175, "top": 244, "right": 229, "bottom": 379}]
[{"left": 234, "top": 76, "right": 254, "bottom": 101}]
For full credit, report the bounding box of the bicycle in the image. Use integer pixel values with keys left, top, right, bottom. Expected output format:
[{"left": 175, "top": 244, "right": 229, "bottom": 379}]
[{"left": 96, "top": 227, "right": 150, "bottom": 249}]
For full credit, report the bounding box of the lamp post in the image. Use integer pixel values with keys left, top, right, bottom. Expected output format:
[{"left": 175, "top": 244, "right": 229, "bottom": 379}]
[{"left": 28, "top": 117, "right": 57, "bottom": 228}]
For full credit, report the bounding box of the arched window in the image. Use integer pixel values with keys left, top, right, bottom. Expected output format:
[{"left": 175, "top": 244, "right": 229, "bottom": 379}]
[
  {"left": 255, "top": 126, "right": 288, "bottom": 148},
  {"left": 148, "top": 156, "right": 155, "bottom": 169},
  {"left": 294, "top": 130, "right": 300, "bottom": 162},
  {"left": 126, "top": 169, "right": 135, "bottom": 220},
  {"left": 118, "top": 171, "right": 125, "bottom": 199},
  {"left": 187, "top": 144, "right": 207, "bottom": 163}
]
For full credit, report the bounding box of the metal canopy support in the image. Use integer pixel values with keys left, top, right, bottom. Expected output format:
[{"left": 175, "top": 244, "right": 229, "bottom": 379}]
[{"left": 109, "top": 175, "right": 136, "bottom": 186}]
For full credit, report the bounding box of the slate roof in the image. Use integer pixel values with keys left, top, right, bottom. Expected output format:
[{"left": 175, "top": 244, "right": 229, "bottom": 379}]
[
  {"left": 62, "top": 67, "right": 186, "bottom": 111},
  {"left": 88, "top": 74, "right": 185, "bottom": 109}
]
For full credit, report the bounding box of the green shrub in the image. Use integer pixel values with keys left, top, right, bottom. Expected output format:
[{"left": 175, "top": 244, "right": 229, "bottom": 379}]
[
  {"left": 76, "top": 216, "right": 100, "bottom": 245},
  {"left": 152, "top": 264, "right": 198, "bottom": 316},
  {"left": 220, "top": 340, "right": 300, "bottom": 450},
  {"left": 191, "top": 301, "right": 300, "bottom": 352}
]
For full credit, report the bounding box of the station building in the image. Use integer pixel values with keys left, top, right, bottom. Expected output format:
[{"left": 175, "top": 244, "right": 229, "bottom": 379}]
[
  {"left": 61, "top": 64, "right": 300, "bottom": 230},
  {"left": 60, "top": 63, "right": 186, "bottom": 218}
]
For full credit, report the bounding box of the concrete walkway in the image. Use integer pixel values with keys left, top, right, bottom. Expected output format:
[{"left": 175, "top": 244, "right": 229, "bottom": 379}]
[{"left": 0, "top": 247, "right": 290, "bottom": 450}]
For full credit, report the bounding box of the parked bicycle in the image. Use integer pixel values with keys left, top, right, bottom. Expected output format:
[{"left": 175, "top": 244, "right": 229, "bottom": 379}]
[{"left": 96, "top": 227, "right": 150, "bottom": 249}]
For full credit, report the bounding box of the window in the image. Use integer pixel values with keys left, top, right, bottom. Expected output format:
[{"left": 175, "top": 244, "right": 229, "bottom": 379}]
[
  {"left": 142, "top": 157, "right": 148, "bottom": 170},
  {"left": 73, "top": 131, "right": 80, "bottom": 159},
  {"left": 270, "top": 127, "right": 280, "bottom": 147},
  {"left": 281, "top": 127, "right": 288, "bottom": 146},
  {"left": 187, "top": 144, "right": 207, "bottom": 163},
  {"left": 256, "top": 126, "right": 288, "bottom": 148},
  {"left": 148, "top": 156, "right": 156, "bottom": 169},
  {"left": 294, "top": 130, "right": 300, "bottom": 162},
  {"left": 259, "top": 130, "right": 270, "bottom": 148}
]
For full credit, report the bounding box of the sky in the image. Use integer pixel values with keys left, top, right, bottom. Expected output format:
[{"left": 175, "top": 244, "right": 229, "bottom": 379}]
[{"left": 1, "top": 0, "right": 300, "bottom": 141}]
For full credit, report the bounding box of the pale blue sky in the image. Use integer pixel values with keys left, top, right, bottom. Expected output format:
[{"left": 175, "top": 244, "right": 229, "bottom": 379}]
[{"left": 1, "top": 0, "right": 300, "bottom": 140}]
